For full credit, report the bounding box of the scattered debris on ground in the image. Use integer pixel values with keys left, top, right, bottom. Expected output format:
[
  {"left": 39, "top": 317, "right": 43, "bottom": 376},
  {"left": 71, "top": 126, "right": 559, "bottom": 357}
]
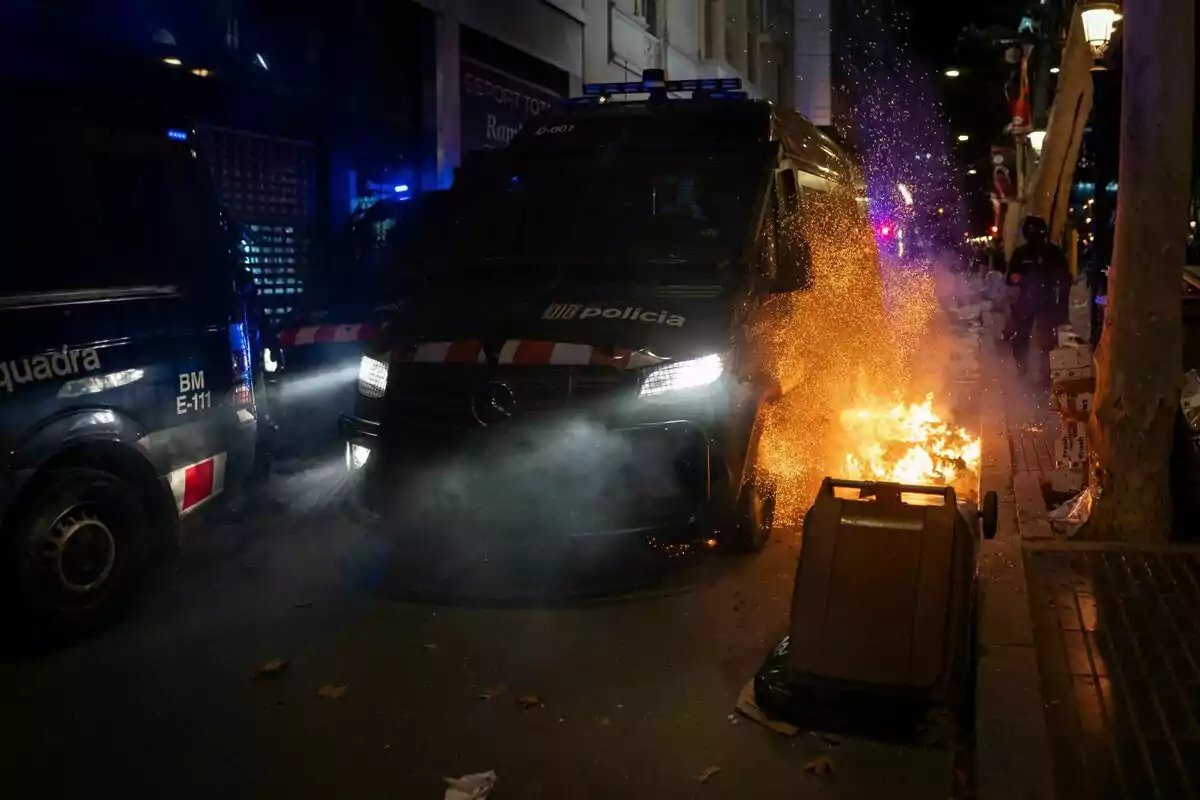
[
  {"left": 253, "top": 658, "right": 290, "bottom": 680},
  {"left": 804, "top": 755, "right": 834, "bottom": 777},
  {"left": 734, "top": 680, "right": 799, "bottom": 736},
  {"left": 443, "top": 770, "right": 497, "bottom": 800},
  {"left": 316, "top": 684, "right": 347, "bottom": 700},
  {"left": 477, "top": 685, "right": 506, "bottom": 701},
  {"left": 599, "top": 716, "right": 611, "bottom": 726},
  {"left": 423, "top": 643, "right": 438, "bottom": 650},
  {"left": 517, "top": 694, "right": 543, "bottom": 710},
  {"left": 1048, "top": 484, "right": 1099, "bottom": 537},
  {"left": 695, "top": 766, "right": 721, "bottom": 784}
]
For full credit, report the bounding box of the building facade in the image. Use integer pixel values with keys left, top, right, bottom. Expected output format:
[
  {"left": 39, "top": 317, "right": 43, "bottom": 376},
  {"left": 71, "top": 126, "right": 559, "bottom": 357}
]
[
  {"left": 19, "top": 1, "right": 804, "bottom": 314},
  {"left": 416, "top": 0, "right": 799, "bottom": 188}
]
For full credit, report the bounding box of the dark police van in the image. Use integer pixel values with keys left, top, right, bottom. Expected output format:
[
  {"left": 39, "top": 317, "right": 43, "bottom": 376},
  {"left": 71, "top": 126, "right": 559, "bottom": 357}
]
[
  {"left": 0, "top": 82, "right": 260, "bottom": 637},
  {"left": 340, "top": 71, "right": 864, "bottom": 551}
]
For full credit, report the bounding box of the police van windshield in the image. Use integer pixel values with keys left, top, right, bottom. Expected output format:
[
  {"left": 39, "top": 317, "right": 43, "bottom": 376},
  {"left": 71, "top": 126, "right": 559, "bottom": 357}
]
[
  {"left": 403, "top": 146, "right": 770, "bottom": 282},
  {"left": 1, "top": 96, "right": 225, "bottom": 297}
]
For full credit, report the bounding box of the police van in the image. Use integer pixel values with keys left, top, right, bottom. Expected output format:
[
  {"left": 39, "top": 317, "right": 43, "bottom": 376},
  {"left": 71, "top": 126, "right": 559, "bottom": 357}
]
[
  {"left": 339, "top": 71, "right": 864, "bottom": 551},
  {"left": 0, "top": 82, "right": 261, "bottom": 636}
]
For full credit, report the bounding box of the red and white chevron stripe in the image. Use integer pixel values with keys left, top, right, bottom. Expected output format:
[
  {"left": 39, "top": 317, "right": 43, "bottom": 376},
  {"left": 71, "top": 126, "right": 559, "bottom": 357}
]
[
  {"left": 393, "top": 340, "right": 665, "bottom": 369},
  {"left": 167, "top": 453, "right": 227, "bottom": 515},
  {"left": 278, "top": 323, "right": 378, "bottom": 347}
]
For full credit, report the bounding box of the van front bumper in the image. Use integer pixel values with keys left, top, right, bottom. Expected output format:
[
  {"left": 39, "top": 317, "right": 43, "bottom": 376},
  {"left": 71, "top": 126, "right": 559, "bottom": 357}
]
[{"left": 338, "top": 412, "right": 713, "bottom": 539}]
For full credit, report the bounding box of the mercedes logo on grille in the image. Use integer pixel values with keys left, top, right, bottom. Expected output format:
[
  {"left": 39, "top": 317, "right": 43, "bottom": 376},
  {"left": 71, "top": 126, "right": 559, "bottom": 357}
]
[{"left": 470, "top": 381, "right": 517, "bottom": 427}]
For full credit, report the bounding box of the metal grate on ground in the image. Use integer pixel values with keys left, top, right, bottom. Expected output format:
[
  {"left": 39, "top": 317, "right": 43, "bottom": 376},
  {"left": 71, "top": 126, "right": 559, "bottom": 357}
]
[{"left": 1024, "top": 546, "right": 1200, "bottom": 800}]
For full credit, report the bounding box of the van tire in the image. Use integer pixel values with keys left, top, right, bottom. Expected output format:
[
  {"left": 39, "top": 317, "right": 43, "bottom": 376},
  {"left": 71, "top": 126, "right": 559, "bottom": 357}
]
[
  {"left": 718, "top": 476, "right": 776, "bottom": 553},
  {"left": 715, "top": 407, "right": 776, "bottom": 553},
  {"left": 3, "top": 468, "right": 149, "bottom": 640}
]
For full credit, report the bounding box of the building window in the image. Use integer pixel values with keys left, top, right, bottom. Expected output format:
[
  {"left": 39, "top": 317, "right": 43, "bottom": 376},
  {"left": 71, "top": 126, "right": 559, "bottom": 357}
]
[{"left": 635, "top": 0, "right": 658, "bottom": 35}]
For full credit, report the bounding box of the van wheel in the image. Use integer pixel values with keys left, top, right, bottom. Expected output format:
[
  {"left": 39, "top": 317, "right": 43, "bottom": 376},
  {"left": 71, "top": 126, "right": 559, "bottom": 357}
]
[
  {"left": 716, "top": 409, "right": 776, "bottom": 553},
  {"left": 4, "top": 469, "right": 149, "bottom": 639},
  {"left": 718, "top": 476, "right": 776, "bottom": 553}
]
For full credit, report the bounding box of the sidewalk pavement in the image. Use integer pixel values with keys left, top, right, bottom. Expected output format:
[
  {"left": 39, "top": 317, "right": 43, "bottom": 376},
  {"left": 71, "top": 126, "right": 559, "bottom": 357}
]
[
  {"left": 974, "top": 336, "right": 1057, "bottom": 800},
  {"left": 975, "top": 333, "right": 1200, "bottom": 800}
]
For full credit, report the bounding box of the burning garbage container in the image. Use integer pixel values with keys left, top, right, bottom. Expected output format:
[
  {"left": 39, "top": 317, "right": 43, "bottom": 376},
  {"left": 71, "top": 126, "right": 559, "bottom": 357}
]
[{"left": 754, "top": 478, "right": 997, "bottom": 742}]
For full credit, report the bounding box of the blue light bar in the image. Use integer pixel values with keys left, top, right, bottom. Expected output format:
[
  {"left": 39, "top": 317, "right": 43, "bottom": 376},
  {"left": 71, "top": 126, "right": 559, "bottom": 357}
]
[
  {"left": 166, "top": 128, "right": 189, "bottom": 141},
  {"left": 582, "top": 75, "right": 743, "bottom": 97}
]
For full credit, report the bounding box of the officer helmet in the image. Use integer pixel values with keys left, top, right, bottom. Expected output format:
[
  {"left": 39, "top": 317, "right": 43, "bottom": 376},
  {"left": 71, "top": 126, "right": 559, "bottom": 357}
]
[{"left": 1021, "top": 215, "right": 1049, "bottom": 244}]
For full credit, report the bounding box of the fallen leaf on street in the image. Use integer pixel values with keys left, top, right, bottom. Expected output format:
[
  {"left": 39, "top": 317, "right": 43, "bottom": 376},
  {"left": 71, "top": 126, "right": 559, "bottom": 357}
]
[
  {"left": 443, "top": 770, "right": 497, "bottom": 800},
  {"left": 695, "top": 766, "right": 721, "bottom": 784},
  {"left": 317, "top": 684, "right": 347, "bottom": 700},
  {"left": 804, "top": 755, "right": 834, "bottom": 776},
  {"left": 477, "top": 684, "right": 506, "bottom": 700},
  {"left": 253, "top": 658, "right": 290, "bottom": 680},
  {"left": 423, "top": 643, "right": 438, "bottom": 650},
  {"left": 599, "top": 717, "right": 611, "bottom": 726},
  {"left": 518, "top": 694, "right": 543, "bottom": 709}
]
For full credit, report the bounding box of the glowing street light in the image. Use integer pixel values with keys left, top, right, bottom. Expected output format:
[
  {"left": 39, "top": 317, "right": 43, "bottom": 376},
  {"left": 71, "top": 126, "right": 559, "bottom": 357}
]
[
  {"left": 1081, "top": 2, "right": 1123, "bottom": 65},
  {"left": 956, "top": 134, "right": 970, "bottom": 142},
  {"left": 162, "top": 57, "right": 182, "bottom": 66},
  {"left": 1050, "top": 66, "right": 1061, "bottom": 74},
  {"left": 1029, "top": 130, "right": 1047, "bottom": 154},
  {"left": 944, "top": 68, "right": 961, "bottom": 78},
  {"left": 967, "top": 168, "right": 978, "bottom": 175}
]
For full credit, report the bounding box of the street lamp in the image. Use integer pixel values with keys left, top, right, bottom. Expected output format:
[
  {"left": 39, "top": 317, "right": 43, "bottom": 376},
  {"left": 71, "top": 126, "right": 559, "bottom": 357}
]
[
  {"left": 944, "top": 68, "right": 961, "bottom": 78},
  {"left": 956, "top": 134, "right": 970, "bottom": 142},
  {"left": 1050, "top": 66, "right": 1061, "bottom": 74},
  {"left": 1029, "top": 130, "right": 1047, "bottom": 154},
  {"left": 1080, "top": 2, "right": 1123, "bottom": 66},
  {"left": 967, "top": 168, "right": 978, "bottom": 175}
]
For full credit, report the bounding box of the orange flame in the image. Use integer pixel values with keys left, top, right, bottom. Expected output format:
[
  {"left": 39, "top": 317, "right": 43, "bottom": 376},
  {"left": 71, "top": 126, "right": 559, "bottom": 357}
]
[{"left": 838, "top": 392, "right": 980, "bottom": 490}]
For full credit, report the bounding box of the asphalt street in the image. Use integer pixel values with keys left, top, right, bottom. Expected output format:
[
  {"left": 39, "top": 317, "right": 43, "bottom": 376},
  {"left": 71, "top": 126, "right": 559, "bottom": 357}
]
[{"left": 1, "top": 452, "right": 954, "bottom": 799}]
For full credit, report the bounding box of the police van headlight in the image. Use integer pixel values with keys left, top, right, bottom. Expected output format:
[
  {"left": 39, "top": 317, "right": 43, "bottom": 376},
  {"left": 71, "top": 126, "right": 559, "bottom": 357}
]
[
  {"left": 345, "top": 442, "right": 371, "bottom": 470},
  {"left": 638, "top": 354, "right": 726, "bottom": 399},
  {"left": 358, "top": 355, "right": 389, "bottom": 398}
]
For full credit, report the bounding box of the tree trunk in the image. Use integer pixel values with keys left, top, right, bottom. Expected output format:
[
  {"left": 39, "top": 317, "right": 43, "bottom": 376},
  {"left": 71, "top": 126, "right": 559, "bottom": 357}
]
[{"left": 1089, "top": 0, "right": 1194, "bottom": 541}]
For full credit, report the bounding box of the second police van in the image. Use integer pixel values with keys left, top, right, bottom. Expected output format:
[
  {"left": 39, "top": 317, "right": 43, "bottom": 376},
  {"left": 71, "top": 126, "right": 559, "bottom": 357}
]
[{"left": 0, "top": 76, "right": 264, "bottom": 638}]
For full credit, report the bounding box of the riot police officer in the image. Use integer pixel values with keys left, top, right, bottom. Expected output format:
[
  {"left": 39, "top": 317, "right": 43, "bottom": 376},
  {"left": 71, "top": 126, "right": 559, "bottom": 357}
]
[{"left": 1006, "top": 216, "right": 1072, "bottom": 380}]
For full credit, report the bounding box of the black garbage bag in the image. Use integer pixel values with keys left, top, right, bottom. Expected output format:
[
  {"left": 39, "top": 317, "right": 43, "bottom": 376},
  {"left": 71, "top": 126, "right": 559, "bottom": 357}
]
[
  {"left": 1170, "top": 417, "right": 1200, "bottom": 541},
  {"left": 752, "top": 636, "right": 959, "bottom": 747}
]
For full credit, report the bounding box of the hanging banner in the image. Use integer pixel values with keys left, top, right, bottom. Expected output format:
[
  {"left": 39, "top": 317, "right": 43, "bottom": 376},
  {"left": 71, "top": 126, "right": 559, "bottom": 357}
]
[
  {"left": 1009, "top": 44, "right": 1034, "bottom": 134},
  {"left": 991, "top": 145, "right": 1017, "bottom": 200},
  {"left": 460, "top": 58, "right": 560, "bottom": 153}
]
